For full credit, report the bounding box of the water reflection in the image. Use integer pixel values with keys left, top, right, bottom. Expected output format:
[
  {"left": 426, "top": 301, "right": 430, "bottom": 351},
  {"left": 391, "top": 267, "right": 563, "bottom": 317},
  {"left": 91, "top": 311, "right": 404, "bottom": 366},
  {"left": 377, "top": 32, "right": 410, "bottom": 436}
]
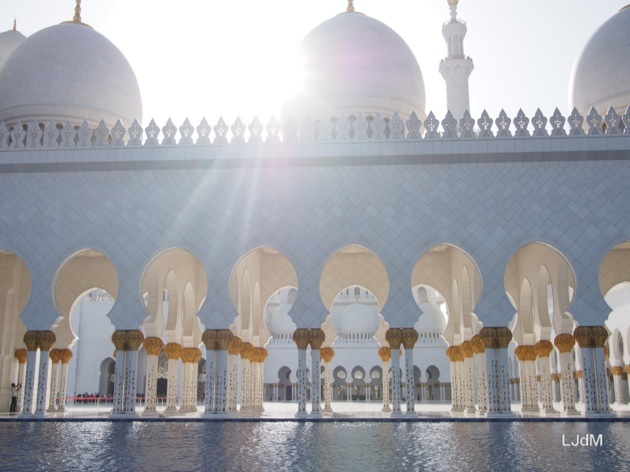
[{"left": 0, "top": 421, "right": 627, "bottom": 471}]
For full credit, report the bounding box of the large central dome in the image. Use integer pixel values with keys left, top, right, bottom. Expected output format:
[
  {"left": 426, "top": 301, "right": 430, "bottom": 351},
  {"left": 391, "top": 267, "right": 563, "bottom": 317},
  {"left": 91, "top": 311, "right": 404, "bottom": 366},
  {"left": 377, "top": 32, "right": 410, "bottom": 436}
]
[
  {"left": 569, "top": 6, "right": 630, "bottom": 116},
  {"left": 283, "top": 10, "right": 425, "bottom": 123},
  {"left": 0, "top": 21, "right": 142, "bottom": 129}
]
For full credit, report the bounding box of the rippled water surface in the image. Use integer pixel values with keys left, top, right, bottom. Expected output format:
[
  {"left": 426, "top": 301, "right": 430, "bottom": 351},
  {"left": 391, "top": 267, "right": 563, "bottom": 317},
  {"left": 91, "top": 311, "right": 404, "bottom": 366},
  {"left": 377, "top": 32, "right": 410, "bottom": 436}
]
[{"left": 0, "top": 421, "right": 628, "bottom": 471}]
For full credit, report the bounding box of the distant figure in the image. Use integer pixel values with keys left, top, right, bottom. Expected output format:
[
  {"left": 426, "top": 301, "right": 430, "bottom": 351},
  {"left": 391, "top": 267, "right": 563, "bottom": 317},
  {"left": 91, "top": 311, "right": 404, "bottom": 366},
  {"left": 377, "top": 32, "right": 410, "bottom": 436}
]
[{"left": 10, "top": 382, "right": 21, "bottom": 412}]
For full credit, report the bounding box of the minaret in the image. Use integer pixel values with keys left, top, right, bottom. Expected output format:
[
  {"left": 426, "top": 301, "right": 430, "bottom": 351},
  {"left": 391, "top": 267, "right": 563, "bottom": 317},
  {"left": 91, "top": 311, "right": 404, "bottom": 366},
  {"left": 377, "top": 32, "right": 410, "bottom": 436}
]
[{"left": 439, "top": 0, "right": 474, "bottom": 121}]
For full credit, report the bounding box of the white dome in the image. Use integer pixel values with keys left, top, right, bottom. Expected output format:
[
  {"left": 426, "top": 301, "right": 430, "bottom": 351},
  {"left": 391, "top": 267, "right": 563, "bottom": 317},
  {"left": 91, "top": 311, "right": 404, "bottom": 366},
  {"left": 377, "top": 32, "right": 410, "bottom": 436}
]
[
  {"left": 0, "top": 21, "right": 142, "bottom": 129},
  {"left": 337, "top": 303, "right": 380, "bottom": 335},
  {"left": 268, "top": 304, "right": 297, "bottom": 336},
  {"left": 0, "top": 28, "right": 26, "bottom": 70},
  {"left": 283, "top": 10, "right": 425, "bottom": 123},
  {"left": 569, "top": 6, "right": 630, "bottom": 116},
  {"left": 414, "top": 302, "right": 446, "bottom": 333}
]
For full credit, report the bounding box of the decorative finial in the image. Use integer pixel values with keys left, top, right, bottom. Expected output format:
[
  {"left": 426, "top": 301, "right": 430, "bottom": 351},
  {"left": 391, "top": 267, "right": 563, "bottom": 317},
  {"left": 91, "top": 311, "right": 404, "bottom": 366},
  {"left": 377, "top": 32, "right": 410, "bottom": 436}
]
[
  {"left": 12, "top": 18, "right": 16, "bottom": 32},
  {"left": 447, "top": 0, "right": 458, "bottom": 20},
  {"left": 347, "top": 0, "right": 355, "bottom": 13},
  {"left": 73, "top": 0, "right": 81, "bottom": 23}
]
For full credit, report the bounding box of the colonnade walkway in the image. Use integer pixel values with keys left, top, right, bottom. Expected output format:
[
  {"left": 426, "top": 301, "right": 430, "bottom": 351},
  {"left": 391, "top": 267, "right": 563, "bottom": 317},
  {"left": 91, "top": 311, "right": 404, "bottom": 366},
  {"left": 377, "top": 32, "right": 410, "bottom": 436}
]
[{"left": 1, "top": 402, "right": 630, "bottom": 421}]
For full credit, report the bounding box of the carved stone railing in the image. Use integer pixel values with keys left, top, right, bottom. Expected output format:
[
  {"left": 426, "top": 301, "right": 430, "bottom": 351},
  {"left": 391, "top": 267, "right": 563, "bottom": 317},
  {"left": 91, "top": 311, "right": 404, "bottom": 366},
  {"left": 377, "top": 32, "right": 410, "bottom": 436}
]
[{"left": 0, "top": 106, "right": 629, "bottom": 151}]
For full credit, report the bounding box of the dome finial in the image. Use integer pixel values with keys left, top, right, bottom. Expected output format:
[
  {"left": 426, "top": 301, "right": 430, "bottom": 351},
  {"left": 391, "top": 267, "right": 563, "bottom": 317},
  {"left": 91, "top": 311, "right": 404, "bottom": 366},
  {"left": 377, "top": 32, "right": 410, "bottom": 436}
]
[
  {"left": 12, "top": 18, "right": 16, "bottom": 32},
  {"left": 447, "top": 0, "right": 458, "bottom": 20},
  {"left": 347, "top": 0, "right": 355, "bottom": 13},
  {"left": 73, "top": 0, "right": 82, "bottom": 23}
]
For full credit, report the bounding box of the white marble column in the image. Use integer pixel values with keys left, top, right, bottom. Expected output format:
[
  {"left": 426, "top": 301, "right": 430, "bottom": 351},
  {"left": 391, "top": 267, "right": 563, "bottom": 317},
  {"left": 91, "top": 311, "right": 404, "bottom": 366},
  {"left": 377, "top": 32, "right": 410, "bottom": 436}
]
[
  {"left": 35, "top": 331, "right": 56, "bottom": 415},
  {"left": 472, "top": 336, "right": 488, "bottom": 414},
  {"left": 611, "top": 366, "right": 625, "bottom": 405},
  {"left": 226, "top": 337, "right": 241, "bottom": 414},
  {"left": 309, "top": 329, "right": 325, "bottom": 417},
  {"left": 446, "top": 346, "right": 464, "bottom": 412},
  {"left": 515, "top": 346, "right": 537, "bottom": 413},
  {"left": 497, "top": 342, "right": 512, "bottom": 413},
  {"left": 122, "top": 331, "right": 143, "bottom": 414},
  {"left": 591, "top": 327, "right": 611, "bottom": 413},
  {"left": 555, "top": 333, "right": 578, "bottom": 414},
  {"left": 378, "top": 347, "right": 391, "bottom": 413},
  {"left": 57, "top": 350, "right": 72, "bottom": 412},
  {"left": 111, "top": 331, "right": 128, "bottom": 415},
  {"left": 14, "top": 349, "right": 27, "bottom": 413},
  {"left": 164, "top": 342, "right": 182, "bottom": 415},
  {"left": 47, "top": 350, "right": 61, "bottom": 412},
  {"left": 574, "top": 327, "right": 600, "bottom": 414},
  {"left": 536, "top": 341, "right": 555, "bottom": 414},
  {"left": 321, "top": 347, "right": 334, "bottom": 414},
  {"left": 215, "top": 348, "right": 229, "bottom": 414},
  {"left": 142, "top": 337, "right": 163, "bottom": 415},
  {"left": 401, "top": 329, "right": 419, "bottom": 414},
  {"left": 293, "top": 329, "right": 309, "bottom": 417},
  {"left": 460, "top": 341, "right": 475, "bottom": 414},
  {"left": 385, "top": 329, "right": 403, "bottom": 415}
]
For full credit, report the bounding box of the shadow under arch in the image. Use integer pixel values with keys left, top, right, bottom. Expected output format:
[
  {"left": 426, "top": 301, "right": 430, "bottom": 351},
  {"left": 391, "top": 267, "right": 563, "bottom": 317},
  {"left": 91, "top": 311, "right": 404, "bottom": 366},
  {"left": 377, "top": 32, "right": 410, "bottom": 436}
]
[
  {"left": 228, "top": 246, "right": 298, "bottom": 347},
  {"left": 411, "top": 243, "right": 482, "bottom": 346}
]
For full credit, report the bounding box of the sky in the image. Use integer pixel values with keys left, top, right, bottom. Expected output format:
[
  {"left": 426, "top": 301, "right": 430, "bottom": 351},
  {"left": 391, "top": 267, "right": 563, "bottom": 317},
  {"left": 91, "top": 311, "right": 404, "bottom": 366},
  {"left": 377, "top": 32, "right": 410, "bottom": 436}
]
[{"left": 2, "top": 0, "right": 628, "bottom": 128}]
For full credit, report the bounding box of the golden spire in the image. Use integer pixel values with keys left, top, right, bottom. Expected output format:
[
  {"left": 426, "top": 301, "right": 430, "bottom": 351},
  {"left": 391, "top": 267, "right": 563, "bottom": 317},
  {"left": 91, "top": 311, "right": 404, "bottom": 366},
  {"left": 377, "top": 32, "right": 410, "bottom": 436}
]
[
  {"left": 73, "top": 0, "right": 81, "bottom": 23},
  {"left": 347, "top": 0, "right": 355, "bottom": 13}
]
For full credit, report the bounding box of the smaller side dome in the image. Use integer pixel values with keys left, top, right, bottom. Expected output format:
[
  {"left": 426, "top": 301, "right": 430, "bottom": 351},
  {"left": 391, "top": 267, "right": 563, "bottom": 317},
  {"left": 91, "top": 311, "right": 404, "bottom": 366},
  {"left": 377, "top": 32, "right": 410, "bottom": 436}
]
[
  {"left": 337, "top": 303, "right": 380, "bottom": 335},
  {"left": 414, "top": 302, "right": 446, "bottom": 334},
  {"left": 0, "top": 26, "right": 26, "bottom": 70},
  {"left": 0, "top": 21, "right": 142, "bottom": 129},
  {"left": 268, "top": 304, "right": 297, "bottom": 337},
  {"left": 569, "top": 7, "right": 630, "bottom": 116}
]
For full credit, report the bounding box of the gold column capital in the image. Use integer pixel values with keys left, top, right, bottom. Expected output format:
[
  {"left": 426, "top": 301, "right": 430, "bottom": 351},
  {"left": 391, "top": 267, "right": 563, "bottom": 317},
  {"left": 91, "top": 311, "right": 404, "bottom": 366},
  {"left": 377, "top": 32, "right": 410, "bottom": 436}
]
[
  {"left": 575, "top": 370, "right": 583, "bottom": 379},
  {"left": 446, "top": 345, "right": 463, "bottom": 362},
  {"left": 202, "top": 329, "right": 218, "bottom": 350},
  {"left": 60, "top": 348, "right": 73, "bottom": 364},
  {"left": 611, "top": 366, "right": 623, "bottom": 376},
  {"left": 479, "top": 327, "right": 498, "bottom": 349},
  {"left": 514, "top": 345, "right": 537, "bottom": 361},
  {"left": 554, "top": 333, "right": 575, "bottom": 353},
  {"left": 164, "top": 342, "right": 182, "bottom": 360},
  {"left": 143, "top": 336, "right": 164, "bottom": 356},
  {"left": 320, "top": 347, "right": 335, "bottom": 362},
  {"left": 14, "top": 349, "right": 28, "bottom": 364},
  {"left": 573, "top": 326, "right": 594, "bottom": 348},
  {"left": 126, "top": 330, "right": 145, "bottom": 351},
  {"left": 495, "top": 327, "right": 512, "bottom": 348},
  {"left": 37, "top": 330, "right": 56, "bottom": 351},
  {"left": 228, "top": 336, "right": 243, "bottom": 355},
  {"left": 460, "top": 340, "right": 474, "bottom": 358},
  {"left": 23, "top": 331, "right": 40, "bottom": 351},
  {"left": 240, "top": 342, "right": 254, "bottom": 360},
  {"left": 49, "top": 348, "right": 62, "bottom": 363},
  {"left": 471, "top": 335, "right": 485, "bottom": 354},
  {"left": 216, "top": 329, "right": 234, "bottom": 351},
  {"left": 111, "top": 330, "right": 128, "bottom": 351},
  {"left": 308, "top": 328, "right": 326, "bottom": 349},
  {"left": 535, "top": 340, "right": 554, "bottom": 358},
  {"left": 292, "top": 328, "right": 310, "bottom": 350},
  {"left": 401, "top": 327, "right": 419, "bottom": 349},
  {"left": 385, "top": 328, "right": 403, "bottom": 349},
  {"left": 590, "top": 326, "right": 609, "bottom": 348},
  {"left": 377, "top": 346, "right": 391, "bottom": 362}
]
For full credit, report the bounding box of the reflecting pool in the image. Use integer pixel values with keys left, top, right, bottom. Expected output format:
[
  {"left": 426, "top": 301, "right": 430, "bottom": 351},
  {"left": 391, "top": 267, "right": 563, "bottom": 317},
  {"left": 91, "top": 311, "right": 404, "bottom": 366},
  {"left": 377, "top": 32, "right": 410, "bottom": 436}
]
[{"left": 0, "top": 421, "right": 628, "bottom": 471}]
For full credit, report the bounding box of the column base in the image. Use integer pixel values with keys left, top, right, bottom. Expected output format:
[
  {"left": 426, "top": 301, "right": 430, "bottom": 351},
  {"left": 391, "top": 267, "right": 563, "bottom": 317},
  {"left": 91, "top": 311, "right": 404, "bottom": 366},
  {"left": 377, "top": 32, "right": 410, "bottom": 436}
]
[
  {"left": 46, "top": 408, "right": 58, "bottom": 414},
  {"left": 294, "top": 411, "right": 309, "bottom": 418},
  {"left": 179, "top": 406, "right": 198, "bottom": 414},
  {"left": 476, "top": 408, "right": 488, "bottom": 417},
  {"left": 381, "top": 406, "right": 391, "bottom": 413},
  {"left": 142, "top": 408, "right": 160, "bottom": 417},
  {"left": 581, "top": 410, "right": 615, "bottom": 418},
  {"left": 389, "top": 411, "right": 405, "bottom": 418},
  {"left": 539, "top": 407, "right": 558, "bottom": 416},
  {"left": 323, "top": 406, "right": 333, "bottom": 414},
  {"left": 464, "top": 407, "right": 477, "bottom": 415},
  {"left": 162, "top": 407, "right": 180, "bottom": 416},
  {"left": 560, "top": 408, "right": 580, "bottom": 417},
  {"left": 405, "top": 409, "right": 416, "bottom": 416},
  {"left": 310, "top": 411, "right": 323, "bottom": 418},
  {"left": 482, "top": 410, "right": 515, "bottom": 417}
]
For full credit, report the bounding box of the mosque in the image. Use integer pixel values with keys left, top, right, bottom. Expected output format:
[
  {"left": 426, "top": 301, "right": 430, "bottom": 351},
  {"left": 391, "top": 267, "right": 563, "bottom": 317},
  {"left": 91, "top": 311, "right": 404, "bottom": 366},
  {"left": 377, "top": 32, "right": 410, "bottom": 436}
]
[{"left": 0, "top": 0, "right": 630, "bottom": 418}]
